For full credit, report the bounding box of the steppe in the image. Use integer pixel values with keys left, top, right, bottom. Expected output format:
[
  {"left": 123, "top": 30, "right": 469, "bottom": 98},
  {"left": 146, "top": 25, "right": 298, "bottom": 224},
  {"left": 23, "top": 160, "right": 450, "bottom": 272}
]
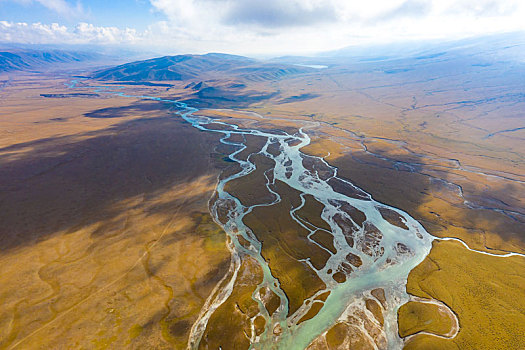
[
  {"left": 0, "top": 72, "right": 232, "bottom": 349},
  {"left": 1, "top": 38, "right": 524, "bottom": 349}
]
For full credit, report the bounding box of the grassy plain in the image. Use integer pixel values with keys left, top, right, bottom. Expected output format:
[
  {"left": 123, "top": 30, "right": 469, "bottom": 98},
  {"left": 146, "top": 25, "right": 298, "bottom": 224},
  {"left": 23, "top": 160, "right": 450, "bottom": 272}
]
[
  {"left": 2, "top": 48, "right": 524, "bottom": 349},
  {"left": 0, "top": 73, "right": 231, "bottom": 349},
  {"left": 184, "top": 56, "right": 525, "bottom": 348},
  {"left": 243, "top": 180, "right": 328, "bottom": 316},
  {"left": 397, "top": 301, "right": 455, "bottom": 338},
  {"left": 405, "top": 240, "right": 525, "bottom": 349},
  {"left": 198, "top": 256, "right": 263, "bottom": 349}
]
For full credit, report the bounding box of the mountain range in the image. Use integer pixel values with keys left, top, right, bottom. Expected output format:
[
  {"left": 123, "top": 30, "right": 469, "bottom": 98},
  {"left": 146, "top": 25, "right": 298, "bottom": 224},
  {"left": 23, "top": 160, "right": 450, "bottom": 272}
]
[
  {"left": 0, "top": 48, "right": 102, "bottom": 72},
  {"left": 91, "top": 53, "right": 312, "bottom": 82}
]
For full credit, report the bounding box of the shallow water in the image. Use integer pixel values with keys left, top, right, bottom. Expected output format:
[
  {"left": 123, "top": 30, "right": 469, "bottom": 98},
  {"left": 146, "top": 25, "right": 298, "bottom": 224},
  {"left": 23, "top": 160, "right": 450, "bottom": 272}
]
[
  {"left": 183, "top": 117, "right": 434, "bottom": 349},
  {"left": 83, "top": 84, "right": 435, "bottom": 349},
  {"left": 293, "top": 64, "right": 328, "bottom": 69}
]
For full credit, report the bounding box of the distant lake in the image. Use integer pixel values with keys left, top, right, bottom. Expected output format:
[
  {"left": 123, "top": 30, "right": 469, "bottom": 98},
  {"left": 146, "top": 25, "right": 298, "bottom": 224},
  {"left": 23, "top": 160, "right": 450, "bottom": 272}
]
[{"left": 294, "top": 64, "right": 328, "bottom": 69}]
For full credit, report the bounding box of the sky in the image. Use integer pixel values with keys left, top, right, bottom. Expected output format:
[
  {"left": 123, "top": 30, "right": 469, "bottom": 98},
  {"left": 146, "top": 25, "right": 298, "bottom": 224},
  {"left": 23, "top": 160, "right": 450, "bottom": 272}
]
[{"left": 1, "top": 0, "right": 525, "bottom": 55}]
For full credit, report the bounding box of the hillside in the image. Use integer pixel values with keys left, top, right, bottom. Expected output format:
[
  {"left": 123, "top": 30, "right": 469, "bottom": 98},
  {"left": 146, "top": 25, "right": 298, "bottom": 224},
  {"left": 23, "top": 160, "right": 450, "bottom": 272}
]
[
  {"left": 91, "top": 53, "right": 311, "bottom": 82},
  {"left": 0, "top": 48, "right": 101, "bottom": 72}
]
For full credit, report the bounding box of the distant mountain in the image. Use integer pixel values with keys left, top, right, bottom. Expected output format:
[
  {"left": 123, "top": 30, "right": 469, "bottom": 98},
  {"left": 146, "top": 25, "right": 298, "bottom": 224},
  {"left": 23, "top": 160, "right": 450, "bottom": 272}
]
[
  {"left": 91, "top": 53, "right": 312, "bottom": 82},
  {"left": 319, "top": 32, "right": 525, "bottom": 62},
  {"left": 0, "top": 48, "right": 102, "bottom": 72},
  {"left": 268, "top": 32, "right": 525, "bottom": 85}
]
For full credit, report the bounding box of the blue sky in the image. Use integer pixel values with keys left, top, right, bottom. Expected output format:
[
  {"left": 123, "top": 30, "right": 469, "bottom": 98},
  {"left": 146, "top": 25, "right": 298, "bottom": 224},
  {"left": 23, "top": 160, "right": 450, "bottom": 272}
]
[
  {"left": 0, "top": 0, "right": 161, "bottom": 30},
  {"left": 1, "top": 0, "right": 525, "bottom": 55}
]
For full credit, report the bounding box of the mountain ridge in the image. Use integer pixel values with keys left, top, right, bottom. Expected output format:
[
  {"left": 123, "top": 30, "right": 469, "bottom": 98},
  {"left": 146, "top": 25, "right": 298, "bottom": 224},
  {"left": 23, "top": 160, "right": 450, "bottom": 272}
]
[
  {"left": 0, "top": 48, "right": 102, "bottom": 72},
  {"left": 91, "top": 53, "right": 312, "bottom": 82}
]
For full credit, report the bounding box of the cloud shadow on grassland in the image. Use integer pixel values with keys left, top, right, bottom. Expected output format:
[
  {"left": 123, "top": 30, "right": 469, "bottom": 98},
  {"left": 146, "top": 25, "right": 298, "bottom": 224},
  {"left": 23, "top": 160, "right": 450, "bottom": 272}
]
[
  {"left": 321, "top": 144, "right": 525, "bottom": 252},
  {"left": 0, "top": 109, "right": 228, "bottom": 253}
]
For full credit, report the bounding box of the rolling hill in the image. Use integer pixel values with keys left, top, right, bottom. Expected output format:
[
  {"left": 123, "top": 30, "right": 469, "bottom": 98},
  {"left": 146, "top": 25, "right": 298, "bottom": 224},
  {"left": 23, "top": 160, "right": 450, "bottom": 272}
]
[
  {"left": 91, "top": 53, "right": 312, "bottom": 82},
  {"left": 0, "top": 48, "right": 102, "bottom": 72}
]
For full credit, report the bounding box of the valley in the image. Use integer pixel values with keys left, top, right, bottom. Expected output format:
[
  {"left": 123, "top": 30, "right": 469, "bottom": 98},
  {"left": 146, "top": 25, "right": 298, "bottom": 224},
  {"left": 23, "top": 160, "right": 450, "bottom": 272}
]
[{"left": 1, "top": 36, "right": 524, "bottom": 349}]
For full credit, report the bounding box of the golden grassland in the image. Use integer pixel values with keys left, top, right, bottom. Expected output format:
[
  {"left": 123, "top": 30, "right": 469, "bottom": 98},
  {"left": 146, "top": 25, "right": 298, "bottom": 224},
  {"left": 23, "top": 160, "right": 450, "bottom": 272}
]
[
  {"left": 243, "top": 179, "right": 328, "bottom": 316},
  {"left": 302, "top": 135, "right": 524, "bottom": 254},
  {"left": 0, "top": 74, "right": 231, "bottom": 349},
  {"left": 183, "top": 69, "right": 525, "bottom": 348},
  {"left": 2, "top": 64, "right": 524, "bottom": 349},
  {"left": 283, "top": 96, "right": 524, "bottom": 347},
  {"left": 397, "top": 301, "right": 455, "bottom": 338},
  {"left": 224, "top": 153, "right": 276, "bottom": 206},
  {"left": 404, "top": 240, "right": 525, "bottom": 349},
  {"left": 184, "top": 70, "right": 525, "bottom": 348},
  {"left": 179, "top": 68, "right": 525, "bottom": 349},
  {"left": 199, "top": 256, "right": 263, "bottom": 349}
]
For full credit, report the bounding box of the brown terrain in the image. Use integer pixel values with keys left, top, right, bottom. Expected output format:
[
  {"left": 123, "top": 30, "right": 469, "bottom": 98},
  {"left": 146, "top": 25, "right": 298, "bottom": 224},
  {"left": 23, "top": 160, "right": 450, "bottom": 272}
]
[
  {"left": 183, "top": 53, "right": 525, "bottom": 348},
  {"left": 0, "top": 72, "right": 232, "bottom": 349},
  {"left": 1, "top": 42, "right": 524, "bottom": 350},
  {"left": 243, "top": 58, "right": 525, "bottom": 349}
]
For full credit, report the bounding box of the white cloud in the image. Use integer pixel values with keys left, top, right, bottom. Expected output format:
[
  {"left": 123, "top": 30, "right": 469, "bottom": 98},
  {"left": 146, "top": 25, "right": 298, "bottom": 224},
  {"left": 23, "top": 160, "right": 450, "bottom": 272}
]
[
  {"left": 37, "top": 0, "right": 84, "bottom": 18},
  {"left": 146, "top": 0, "right": 525, "bottom": 55},
  {"left": 0, "top": 21, "right": 142, "bottom": 44},
  {"left": 0, "top": 0, "right": 525, "bottom": 54}
]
